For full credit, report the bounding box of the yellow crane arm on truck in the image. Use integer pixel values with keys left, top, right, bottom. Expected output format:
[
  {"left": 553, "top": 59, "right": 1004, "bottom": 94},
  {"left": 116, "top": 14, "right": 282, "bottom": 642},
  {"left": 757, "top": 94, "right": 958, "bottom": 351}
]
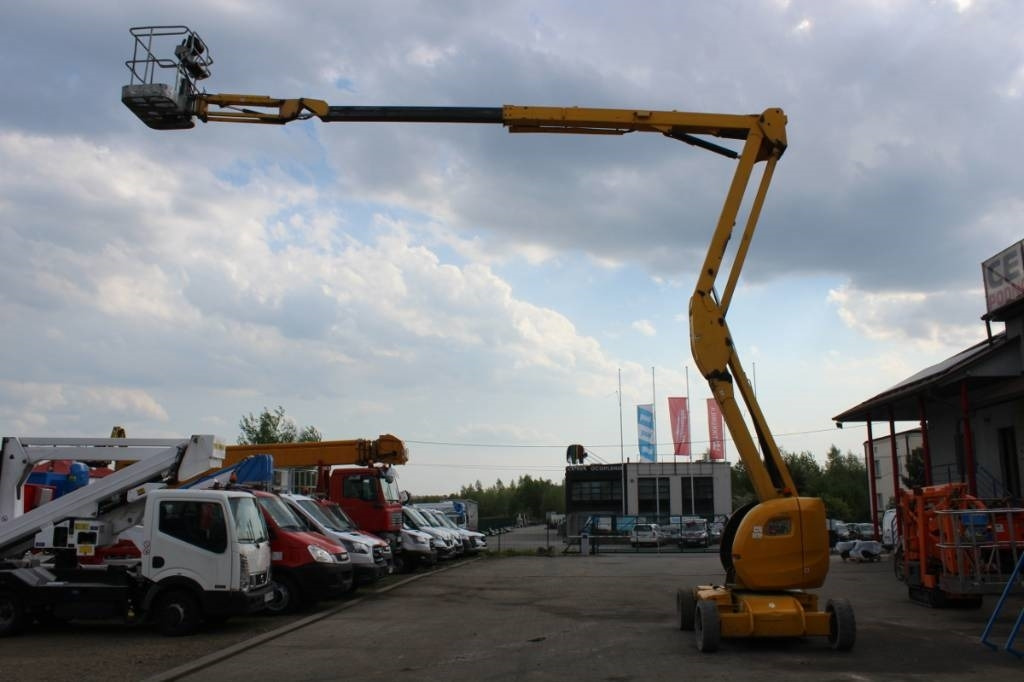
[
  {"left": 122, "top": 25, "right": 852, "bottom": 651},
  {"left": 223, "top": 435, "right": 407, "bottom": 468}
]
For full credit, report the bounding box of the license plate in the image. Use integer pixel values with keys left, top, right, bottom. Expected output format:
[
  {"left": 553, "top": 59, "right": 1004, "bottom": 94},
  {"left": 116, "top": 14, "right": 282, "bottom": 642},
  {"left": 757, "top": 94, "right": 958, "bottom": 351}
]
[{"left": 264, "top": 591, "right": 275, "bottom": 603}]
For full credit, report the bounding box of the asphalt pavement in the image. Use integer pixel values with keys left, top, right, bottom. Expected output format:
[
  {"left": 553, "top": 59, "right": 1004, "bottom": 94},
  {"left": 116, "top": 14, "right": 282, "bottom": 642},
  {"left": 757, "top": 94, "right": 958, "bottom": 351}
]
[{"left": 148, "top": 525, "right": 1024, "bottom": 682}]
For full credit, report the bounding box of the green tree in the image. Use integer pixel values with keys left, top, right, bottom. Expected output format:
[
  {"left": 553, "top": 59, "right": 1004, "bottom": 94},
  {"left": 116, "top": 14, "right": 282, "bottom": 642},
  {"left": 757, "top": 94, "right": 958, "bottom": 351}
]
[
  {"left": 783, "top": 451, "right": 824, "bottom": 497},
  {"left": 901, "top": 446, "right": 926, "bottom": 489},
  {"left": 730, "top": 444, "right": 870, "bottom": 521},
  {"left": 730, "top": 459, "right": 756, "bottom": 510},
  {"left": 238, "top": 406, "right": 322, "bottom": 445},
  {"left": 451, "top": 475, "right": 565, "bottom": 522},
  {"left": 820, "top": 445, "right": 870, "bottom": 521}
]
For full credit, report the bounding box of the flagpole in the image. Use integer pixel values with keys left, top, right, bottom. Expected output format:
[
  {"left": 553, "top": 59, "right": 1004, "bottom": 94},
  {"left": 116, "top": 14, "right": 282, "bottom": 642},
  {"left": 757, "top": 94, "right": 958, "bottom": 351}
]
[
  {"left": 618, "top": 368, "right": 625, "bottom": 515},
  {"left": 651, "top": 366, "right": 657, "bottom": 464},
  {"left": 685, "top": 366, "right": 690, "bottom": 461}
]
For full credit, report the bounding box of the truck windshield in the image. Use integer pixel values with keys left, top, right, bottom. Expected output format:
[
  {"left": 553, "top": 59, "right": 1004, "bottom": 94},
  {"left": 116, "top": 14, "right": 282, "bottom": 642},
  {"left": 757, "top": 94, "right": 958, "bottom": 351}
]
[
  {"left": 230, "top": 496, "right": 268, "bottom": 544},
  {"left": 434, "top": 513, "right": 459, "bottom": 530},
  {"left": 381, "top": 477, "right": 401, "bottom": 503},
  {"left": 257, "top": 495, "right": 306, "bottom": 531},
  {"left": 317, "top": 502, "right": 357, "bottom": 531},
  {"left": 420, "top": 511, "right": 442, "bottom": 527},
  {"left": 404, "top": 507, "right": 430, "bottom": 527},
  {"left": 297, "top": 498, "right": 353, "bottom": 532}
]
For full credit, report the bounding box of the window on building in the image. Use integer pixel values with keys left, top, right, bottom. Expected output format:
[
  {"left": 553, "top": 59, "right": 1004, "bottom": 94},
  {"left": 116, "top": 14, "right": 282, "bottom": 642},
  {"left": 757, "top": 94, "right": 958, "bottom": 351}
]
[
  {"left": 681, "top": 476, "right": 714, "bottom": 516},
  {"left": 638, "top": 477, "right": 669, "bottom": 516},
  {"left": 569, "top": 479, "right": 621, "bottom": 503}
]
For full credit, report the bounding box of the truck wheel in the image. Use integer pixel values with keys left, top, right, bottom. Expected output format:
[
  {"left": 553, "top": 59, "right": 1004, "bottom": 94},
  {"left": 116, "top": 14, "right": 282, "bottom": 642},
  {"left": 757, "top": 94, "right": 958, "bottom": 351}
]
[
  {"left": 266, "top": 575, "right": 304, "bottom": 615},
  {"left": 0, "top": 591, "right": 27, "bottom": 637},
  {"left": 153, "top": 590, "right": 201, "bottom": 637},
  {"left": 676, "top": 587, "right": 696, "bottom": 631},
  {"left": 694, "top": 599, "right": 720, "bottom": 652},
  {"left": 826, "top": 598, "right": 856, "bottom": 651}
]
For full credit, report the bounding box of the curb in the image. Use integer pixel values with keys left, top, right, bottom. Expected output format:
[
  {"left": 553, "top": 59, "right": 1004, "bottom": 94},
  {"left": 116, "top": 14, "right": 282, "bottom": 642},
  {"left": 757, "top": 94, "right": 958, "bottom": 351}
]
[{"left": 144, "top": 558, "right": 480, "bottom": 682}]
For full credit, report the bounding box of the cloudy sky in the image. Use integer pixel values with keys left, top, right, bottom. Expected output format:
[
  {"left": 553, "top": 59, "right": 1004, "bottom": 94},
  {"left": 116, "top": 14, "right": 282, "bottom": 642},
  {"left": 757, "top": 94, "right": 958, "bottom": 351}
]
[{"left": 1, "top": 1, "right": 1020, "bottom": 494}]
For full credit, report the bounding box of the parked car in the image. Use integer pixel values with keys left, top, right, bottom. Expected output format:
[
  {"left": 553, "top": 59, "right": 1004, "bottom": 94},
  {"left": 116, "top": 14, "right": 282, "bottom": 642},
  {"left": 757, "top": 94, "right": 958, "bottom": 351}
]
[
  {"left": 403, "top": 506, "right": 459, "bottom": 559},
  {"left": 852, "top": 522, "right": 877, "bottom": 541},
  {"left": 826, "top": 519, "right": 850, "bottom": 548},
  {"left": 418, "top": 507, "right": 488, "bottom": 554},
  {"left": 630, "top": 523, "right": 665, "bottom": 547},
  {"left": 678, "top": 517, "right": 710, "bottom": 548}
]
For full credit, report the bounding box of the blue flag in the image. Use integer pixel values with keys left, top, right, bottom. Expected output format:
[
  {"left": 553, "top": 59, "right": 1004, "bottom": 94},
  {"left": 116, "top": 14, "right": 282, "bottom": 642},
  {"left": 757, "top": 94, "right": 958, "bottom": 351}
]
[{"left": 637, "top": 404, "right": 655, "bottom": 462}]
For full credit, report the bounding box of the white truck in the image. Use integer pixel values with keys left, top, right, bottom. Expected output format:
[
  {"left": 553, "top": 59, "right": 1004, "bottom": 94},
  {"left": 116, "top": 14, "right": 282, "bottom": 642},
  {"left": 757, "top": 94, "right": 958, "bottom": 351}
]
[
  {"left": 279, "top": 492, "right": 391, "bottom": 586},
  {"left": 416, "top": 507, "right": 488, "bottom": 554},
  {"left": 415, "top": 499, "right": 479, "bottom": 531},
  {"left": 0, "top": 435, "right": 274, "bottom": 636}
]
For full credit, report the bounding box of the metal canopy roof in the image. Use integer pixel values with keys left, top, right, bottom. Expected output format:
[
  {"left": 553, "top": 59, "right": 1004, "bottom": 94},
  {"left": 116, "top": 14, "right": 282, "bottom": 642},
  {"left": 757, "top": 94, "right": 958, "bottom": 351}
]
[{"left": 832, "top": 332, "right": 1019, "bottom": 424}]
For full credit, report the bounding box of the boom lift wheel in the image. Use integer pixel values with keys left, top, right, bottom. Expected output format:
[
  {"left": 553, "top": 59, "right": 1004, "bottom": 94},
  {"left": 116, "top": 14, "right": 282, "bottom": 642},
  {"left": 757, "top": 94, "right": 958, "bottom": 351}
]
[
  {"left": 676, "top": 587, "right": 696, "bottom": 631},
  {"left": 0, "top": 590, "right": 28, "bottom": 636},
  {"left": 694, "top": 599, "right": 721, "bottom": 652},
  {"left": 826, "top": 598, "right": 855, "bottom": 651},
  {"left": 153, "top": 589, "right": 201, "bottom": 637}
]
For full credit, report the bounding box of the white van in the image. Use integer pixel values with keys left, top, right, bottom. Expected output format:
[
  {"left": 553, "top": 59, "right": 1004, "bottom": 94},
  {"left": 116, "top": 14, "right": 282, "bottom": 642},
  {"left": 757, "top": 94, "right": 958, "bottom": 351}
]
[{"left": 881, "top": 508, "right": 899, "bottom": 551}]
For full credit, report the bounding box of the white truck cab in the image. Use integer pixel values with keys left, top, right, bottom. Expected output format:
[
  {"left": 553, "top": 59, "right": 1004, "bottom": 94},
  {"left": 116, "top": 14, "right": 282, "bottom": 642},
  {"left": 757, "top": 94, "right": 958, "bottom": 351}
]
[{"left": 279, "top": 493, "right": 391, "bottom": 586}]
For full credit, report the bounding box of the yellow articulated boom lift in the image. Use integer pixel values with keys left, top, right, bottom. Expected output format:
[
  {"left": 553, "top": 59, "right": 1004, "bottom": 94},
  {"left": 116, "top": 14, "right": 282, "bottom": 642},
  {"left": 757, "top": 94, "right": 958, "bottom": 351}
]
[{"left": 122, "top": 25, "right": 853, "bottom": 652}]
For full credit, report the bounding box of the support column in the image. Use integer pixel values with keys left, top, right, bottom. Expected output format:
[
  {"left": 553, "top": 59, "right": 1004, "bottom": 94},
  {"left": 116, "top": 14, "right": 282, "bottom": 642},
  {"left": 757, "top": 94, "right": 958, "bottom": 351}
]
[
  {"left": 918, "top": 396, "right": 933, "bottom": 487},
  {"left": 961, "top": 381, "right": 977, "bottom": 497},
  {"left": 887, "top": 407, "right": 903, "bottom": 495},
  {"left": 864, "top": 419, "right": 879, "bottom": 529}
]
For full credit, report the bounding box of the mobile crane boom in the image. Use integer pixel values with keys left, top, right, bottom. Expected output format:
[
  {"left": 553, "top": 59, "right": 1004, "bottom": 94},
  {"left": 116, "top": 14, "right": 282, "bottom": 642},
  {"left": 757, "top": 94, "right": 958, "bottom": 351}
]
[
  {"left": 122, "top": 25, "right": 852, "bottom": 651},
  {"left": 222, "top": 435, "right": 407, "bottom": 469}
]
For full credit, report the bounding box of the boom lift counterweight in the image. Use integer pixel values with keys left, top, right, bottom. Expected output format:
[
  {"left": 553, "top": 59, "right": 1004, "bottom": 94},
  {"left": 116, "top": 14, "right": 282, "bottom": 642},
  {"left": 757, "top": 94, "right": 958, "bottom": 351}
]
[{"left": 122, "top": 25, "right": 854, "bottom": 651}]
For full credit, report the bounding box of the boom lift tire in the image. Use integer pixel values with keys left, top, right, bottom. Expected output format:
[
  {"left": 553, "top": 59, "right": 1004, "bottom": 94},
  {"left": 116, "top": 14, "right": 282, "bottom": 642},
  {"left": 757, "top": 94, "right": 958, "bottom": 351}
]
[
  {"left": 676, "top": 587, "right": 696, "bottom": 631},
  {"left": 694, "top": 599, "right": 721, "bottom": 653},
  {"left": 153, "top": 589, "right": 201, "bottom": 637},
  {"left": 0, "top": 590, "right": 28, "bottom": 637},
  {"left": 826, "top": 598, "right": 856, "bottom": 651}
]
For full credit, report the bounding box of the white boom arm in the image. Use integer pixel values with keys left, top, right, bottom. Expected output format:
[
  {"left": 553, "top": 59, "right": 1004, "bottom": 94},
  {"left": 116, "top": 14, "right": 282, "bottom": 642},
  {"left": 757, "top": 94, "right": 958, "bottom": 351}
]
[{"left": 0, "top": 435, "right": 223, "bottom": 556}]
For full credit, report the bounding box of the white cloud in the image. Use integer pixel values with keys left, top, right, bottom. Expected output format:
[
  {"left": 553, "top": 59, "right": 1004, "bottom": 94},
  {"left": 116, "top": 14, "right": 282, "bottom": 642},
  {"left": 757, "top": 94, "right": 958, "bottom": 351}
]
[
  {"left": 827, "top": 284, "right": 982, "bottom": 352},
  {"left": 632, "top": 320, "right": 656, "bottom": 337}
]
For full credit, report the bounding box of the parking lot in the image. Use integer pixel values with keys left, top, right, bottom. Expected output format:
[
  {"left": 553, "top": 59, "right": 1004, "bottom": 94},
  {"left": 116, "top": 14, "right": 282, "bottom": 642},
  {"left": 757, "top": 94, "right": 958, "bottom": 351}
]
[
  {"left": 148, "top": 526, "right": 1024, "bottom": 682},
  {"left": 2, "top": 526, "right": 1022, "bottom": 681}
]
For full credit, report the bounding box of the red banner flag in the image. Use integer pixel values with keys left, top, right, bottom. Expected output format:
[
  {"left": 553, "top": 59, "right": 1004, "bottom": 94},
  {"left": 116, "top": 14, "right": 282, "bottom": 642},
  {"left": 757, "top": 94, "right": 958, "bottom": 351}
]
[
  {"left": 707, "top": 398, "right": 726, "bottom": 461},
  {"left": 668, "top": 397, "right": 690, "bottom": 457}
]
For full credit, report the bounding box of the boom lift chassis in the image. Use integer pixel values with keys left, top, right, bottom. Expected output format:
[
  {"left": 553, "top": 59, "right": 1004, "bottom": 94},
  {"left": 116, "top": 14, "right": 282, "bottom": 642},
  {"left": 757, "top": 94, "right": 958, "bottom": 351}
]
[{"left": 122, "top": 25, "right": 854, "bottom": 652}]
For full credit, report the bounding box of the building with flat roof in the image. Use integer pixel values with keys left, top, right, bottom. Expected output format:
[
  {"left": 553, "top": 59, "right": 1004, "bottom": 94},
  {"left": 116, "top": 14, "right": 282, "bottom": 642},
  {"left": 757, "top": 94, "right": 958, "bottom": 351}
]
[{"left": 564, "top": 460, "right": 731, "bottom": 535}]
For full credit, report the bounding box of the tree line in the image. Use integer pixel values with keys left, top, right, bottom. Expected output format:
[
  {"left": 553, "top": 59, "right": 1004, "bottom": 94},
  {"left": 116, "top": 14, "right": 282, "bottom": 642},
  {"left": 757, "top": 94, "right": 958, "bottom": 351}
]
[
  {"left": 730, "top": 445, "right": 871, "bottom": 521},
  {"left": 417, "top": 475, "right": 565, "bottom": 525}
]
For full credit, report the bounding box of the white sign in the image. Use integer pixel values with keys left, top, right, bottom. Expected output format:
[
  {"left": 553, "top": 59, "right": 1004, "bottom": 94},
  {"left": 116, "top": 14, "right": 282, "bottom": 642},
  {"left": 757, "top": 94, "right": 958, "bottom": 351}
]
[{"left": 982, "top": 241, "right": 1024, "bottom": 314}]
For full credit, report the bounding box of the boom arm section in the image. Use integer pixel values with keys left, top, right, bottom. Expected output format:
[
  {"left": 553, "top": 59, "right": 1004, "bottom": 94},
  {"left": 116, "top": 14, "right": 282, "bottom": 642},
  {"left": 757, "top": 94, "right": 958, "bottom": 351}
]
[
  {"left": 688, "top": 108, "right": 797, "bottom": 502},
  {"left": 223, "top": 435, "right": 408, "bottom": 469}
]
